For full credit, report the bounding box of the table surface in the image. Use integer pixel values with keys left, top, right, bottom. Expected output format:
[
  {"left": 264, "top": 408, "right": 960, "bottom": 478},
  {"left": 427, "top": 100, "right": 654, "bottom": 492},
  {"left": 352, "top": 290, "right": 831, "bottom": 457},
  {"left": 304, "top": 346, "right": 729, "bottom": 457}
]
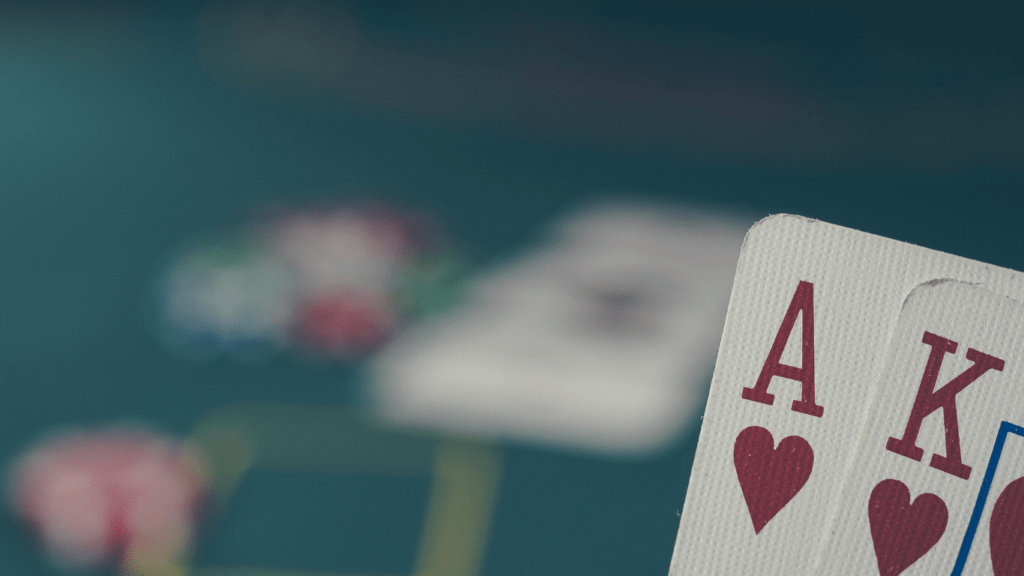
[{"left": 1, "top": 3, "right": 1022, "bottom": 574}]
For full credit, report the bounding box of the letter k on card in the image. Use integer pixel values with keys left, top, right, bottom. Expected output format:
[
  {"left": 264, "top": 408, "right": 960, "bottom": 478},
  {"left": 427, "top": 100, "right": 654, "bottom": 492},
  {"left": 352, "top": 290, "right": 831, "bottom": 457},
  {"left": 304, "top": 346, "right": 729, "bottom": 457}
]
[
  {"left": 815, "top": 281, "right": 1023, "bottom": 575},
  {"left": 670, "top": 216, "right": 1024, "bottom": 576}
]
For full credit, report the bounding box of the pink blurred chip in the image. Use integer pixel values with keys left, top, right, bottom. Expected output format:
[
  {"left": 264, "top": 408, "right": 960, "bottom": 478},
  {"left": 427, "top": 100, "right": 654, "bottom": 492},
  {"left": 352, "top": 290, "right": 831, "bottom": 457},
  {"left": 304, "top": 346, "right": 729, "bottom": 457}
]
[
  {"left": 272, "top": 209, "right": 415, "bottom": 296},
  {"left": 270, "top": 207, "right": 433, "bottom": 356},
  {"left": 8, "top": 428, "right": 209, "bottom": 571}
]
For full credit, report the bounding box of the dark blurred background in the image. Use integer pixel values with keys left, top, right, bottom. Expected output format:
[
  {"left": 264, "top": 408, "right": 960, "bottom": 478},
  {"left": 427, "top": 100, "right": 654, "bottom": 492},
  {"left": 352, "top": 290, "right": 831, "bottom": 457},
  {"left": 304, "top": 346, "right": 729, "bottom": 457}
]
[{"left": 0, "top": 1, "right": 1022, "bottom": 575}]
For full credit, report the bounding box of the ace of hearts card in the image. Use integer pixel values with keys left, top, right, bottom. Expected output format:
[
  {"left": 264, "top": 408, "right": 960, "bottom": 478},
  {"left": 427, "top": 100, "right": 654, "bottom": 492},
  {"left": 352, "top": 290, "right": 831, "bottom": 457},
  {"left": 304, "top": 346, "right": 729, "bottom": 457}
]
[{"left": 669, "top": 215, "right": 1024, "bottom": 575}]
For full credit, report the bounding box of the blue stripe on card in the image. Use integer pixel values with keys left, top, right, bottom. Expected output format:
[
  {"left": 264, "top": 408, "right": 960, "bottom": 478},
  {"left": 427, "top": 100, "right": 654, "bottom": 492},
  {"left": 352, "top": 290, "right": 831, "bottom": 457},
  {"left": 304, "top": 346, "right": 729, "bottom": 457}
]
[{"left": 950, "top": 421, "right": 1024, "bottom": 576}]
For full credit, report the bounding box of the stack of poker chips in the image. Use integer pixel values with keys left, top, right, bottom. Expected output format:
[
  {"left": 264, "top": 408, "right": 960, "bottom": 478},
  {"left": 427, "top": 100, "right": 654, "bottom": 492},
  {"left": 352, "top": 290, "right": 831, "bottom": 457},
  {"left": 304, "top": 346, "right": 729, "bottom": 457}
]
[
  {"left": 157, "top": 206, "right": 466, "bottom": 361},
  {"left": 6, "top": 427, "right": 209, "bottom": 573}
]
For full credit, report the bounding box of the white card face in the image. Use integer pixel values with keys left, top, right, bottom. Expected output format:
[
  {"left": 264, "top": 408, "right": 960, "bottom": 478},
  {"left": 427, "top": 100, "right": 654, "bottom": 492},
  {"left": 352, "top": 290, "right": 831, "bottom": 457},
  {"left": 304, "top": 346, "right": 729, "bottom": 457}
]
[
  {"left": 670, "top": 216, "right": 1024, "bottom": 575},
  {"left": 370, "top": 204, "right": 749, "bottom": 456},
  {"left": 814, "top": 281, "right": 1024, "bottom": 575}
]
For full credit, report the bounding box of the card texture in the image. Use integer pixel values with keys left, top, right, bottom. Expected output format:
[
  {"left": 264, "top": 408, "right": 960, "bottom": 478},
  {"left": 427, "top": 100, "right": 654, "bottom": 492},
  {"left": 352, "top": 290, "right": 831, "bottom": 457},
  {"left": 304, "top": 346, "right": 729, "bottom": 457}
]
[{"left": 670, "top": 215, "right": 1024, "bottom": 575}]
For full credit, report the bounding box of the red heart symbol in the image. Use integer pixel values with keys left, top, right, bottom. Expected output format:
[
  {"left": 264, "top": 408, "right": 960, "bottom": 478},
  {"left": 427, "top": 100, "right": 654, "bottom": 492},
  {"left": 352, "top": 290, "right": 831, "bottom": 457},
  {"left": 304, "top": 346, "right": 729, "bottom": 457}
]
[
  {"left": 868, "top": 479, "right": 947, "bottom": 576},
  {"left": 991, "top": 476, "right": 1024, "bottom": 576},
  {"left": 733, "top": 426, "right": 814, "bottom": 534}
]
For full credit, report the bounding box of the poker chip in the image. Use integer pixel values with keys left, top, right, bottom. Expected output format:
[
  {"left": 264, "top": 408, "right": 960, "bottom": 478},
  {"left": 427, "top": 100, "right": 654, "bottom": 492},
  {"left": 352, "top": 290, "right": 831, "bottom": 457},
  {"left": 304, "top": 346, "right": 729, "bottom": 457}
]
[
  {"left": 271, "top": 208, "right": 429, "bottom": 357},
  {"left": 155, "top": 204, "right": 463, "bottom": 361},
  {"left": 293, "top": 292, "right": 397, "bottom": 357},
  {"left": 271, "top": 210, "right": 413, "bottom": 295},
  {"left": 7, "top": 427, "right": 209, "bottom": 572},
  {"left": 158, "top": 230, "right": 297, "bottom": 361}
]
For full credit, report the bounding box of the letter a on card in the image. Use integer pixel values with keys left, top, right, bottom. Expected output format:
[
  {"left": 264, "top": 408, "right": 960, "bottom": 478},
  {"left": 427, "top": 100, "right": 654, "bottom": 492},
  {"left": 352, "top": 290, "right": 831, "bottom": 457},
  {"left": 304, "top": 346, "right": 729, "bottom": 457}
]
[
  {"left": 670, "top": 215, "right": 1024, "bottom": 576},
  {"left": 742, "top": 280, "right": 824, "bottom": 417}
]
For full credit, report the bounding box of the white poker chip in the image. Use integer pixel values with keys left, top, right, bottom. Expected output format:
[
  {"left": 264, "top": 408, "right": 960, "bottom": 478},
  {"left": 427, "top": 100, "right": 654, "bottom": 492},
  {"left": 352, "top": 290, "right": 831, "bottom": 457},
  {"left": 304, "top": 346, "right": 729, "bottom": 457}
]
[
  {"left": 158, "top": 232, "right": 298, "bottom": 360},
  {"left": 271, "top": 209, "right": 413, "bottom": 298}
]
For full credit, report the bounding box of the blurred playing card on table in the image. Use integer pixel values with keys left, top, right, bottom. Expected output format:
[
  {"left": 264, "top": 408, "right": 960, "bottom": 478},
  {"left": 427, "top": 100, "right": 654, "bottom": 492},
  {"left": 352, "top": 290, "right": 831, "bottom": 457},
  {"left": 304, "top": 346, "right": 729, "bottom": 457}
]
[{"left": 370, "top": 203, "right": 749, "bottom": 456}]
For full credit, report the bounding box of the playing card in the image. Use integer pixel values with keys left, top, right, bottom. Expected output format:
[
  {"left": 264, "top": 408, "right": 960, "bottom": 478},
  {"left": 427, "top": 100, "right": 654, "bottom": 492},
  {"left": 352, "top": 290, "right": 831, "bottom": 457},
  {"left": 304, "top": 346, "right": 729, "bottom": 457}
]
[
  {"left": 370, "top": 203, "right": 749, "bottom": 456},
  {"left": 670, "top": 215, "right": 1024, "bottom": 575},
  {"left": 813, "top": 281, "right": 1024, "bottom": 575}
]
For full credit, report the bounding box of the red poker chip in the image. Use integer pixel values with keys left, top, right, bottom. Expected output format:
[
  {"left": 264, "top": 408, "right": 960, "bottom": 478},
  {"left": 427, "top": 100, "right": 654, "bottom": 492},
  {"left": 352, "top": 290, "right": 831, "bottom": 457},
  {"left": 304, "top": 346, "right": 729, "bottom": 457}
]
[
  {"left": 8, "top": 428, "right": 209, "bottom": 571},
  {"left": 294, "top": 293, "right": 396, "bottom": 357}
]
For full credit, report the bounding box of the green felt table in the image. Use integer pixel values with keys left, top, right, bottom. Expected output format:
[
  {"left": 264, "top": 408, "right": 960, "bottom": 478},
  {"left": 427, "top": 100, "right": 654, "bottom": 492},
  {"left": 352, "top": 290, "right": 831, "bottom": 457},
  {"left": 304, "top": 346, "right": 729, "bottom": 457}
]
[{"left": 0, "top": 3, "right": 1022, "bottom": 575}]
